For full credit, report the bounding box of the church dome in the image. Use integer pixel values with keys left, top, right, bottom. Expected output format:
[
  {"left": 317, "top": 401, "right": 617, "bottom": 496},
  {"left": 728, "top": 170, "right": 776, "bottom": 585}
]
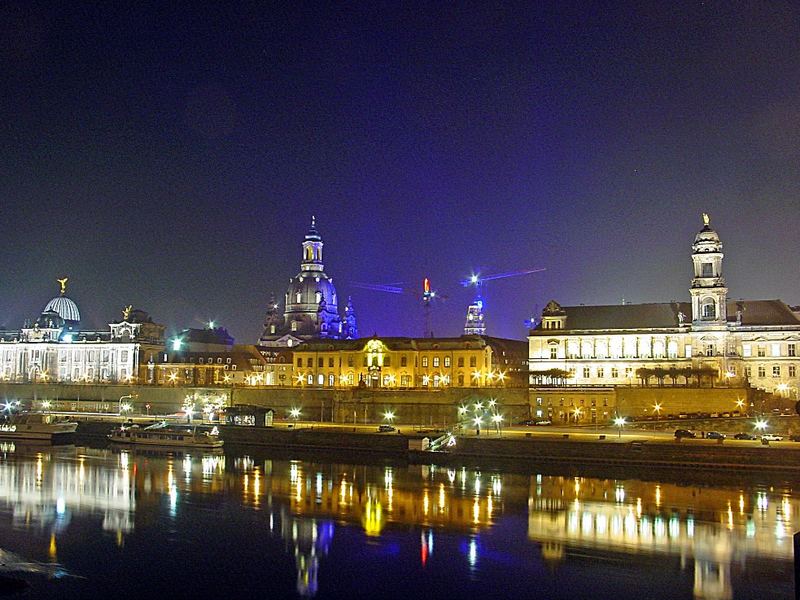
[
  {"left": 42, "top": 295, "right": 81, "bottom": 323},
  {"left": 285, "top": 273, "right": 339, "bottom": 314},
  {"left": 693, "top": 214, "right": 722, "bottom": 252}
]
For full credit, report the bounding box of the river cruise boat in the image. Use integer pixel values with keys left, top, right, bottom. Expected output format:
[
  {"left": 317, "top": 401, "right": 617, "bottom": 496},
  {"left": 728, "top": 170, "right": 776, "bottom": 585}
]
[
  {"left": 108, "top": 422, "right": 223, "bottom": 449},
  {"left": 0, "top": 413, "right": 78, "bottom": 441}
]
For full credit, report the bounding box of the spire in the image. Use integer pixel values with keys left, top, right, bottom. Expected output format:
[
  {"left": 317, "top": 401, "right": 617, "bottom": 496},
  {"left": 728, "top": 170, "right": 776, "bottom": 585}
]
[{"left": 301, "top": 216, "right": 324, "bottom": 270}]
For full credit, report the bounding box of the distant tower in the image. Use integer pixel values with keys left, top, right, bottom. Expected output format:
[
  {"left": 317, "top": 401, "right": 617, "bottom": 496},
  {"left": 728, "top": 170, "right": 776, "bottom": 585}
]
[
  {"left": 262, "top": 293, "right": 284, "bottom": 337},
  {"left": 343, "top": 296, "right": 358, "bottom": 339},
  {"left": 463, "top": 295, "right": 486, "bottom": 336},
  {"left": 690, "top": 213, "right": 728, "bottom": 327}
]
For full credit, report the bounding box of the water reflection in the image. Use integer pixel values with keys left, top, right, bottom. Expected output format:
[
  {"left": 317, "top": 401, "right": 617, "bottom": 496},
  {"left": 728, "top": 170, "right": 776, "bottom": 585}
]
[
  {"left": 0, "top": 444, "right": 794, "bottom": 599},
  {"left": 527, "top": 476, "right": 799, "bottom": 600}
]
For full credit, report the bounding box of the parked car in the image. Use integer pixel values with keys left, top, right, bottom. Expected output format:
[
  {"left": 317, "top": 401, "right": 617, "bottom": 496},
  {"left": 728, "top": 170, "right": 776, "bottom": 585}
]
[
  {"left": 534, "top": 420, "right": 552, "bottom": 426},
  {"left": 706, "top": 431, "right": 726, "bottom": 440},
  {"left": 674, "top": 429, "right": 696, "bottom": 439},
  {"left": 517, "top": 419, "right": 535, "bottom": 426},
  {"left": 377, "top": 425, "right": 396, "bottom": 433},
  {"left": 733, "top": 432, "right": 757, "bottom": 440},
  {"left": 761, "top": 434, "right": 784, "bottom": 442}
]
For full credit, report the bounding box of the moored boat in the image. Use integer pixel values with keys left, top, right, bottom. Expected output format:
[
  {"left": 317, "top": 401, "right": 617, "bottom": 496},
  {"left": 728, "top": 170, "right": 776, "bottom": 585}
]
[
  {"left": 0, "top": 413, "right": 78, "bottom": 441},
  {"left": 108, "top": 421, "right": 223, "bottom": 449}
]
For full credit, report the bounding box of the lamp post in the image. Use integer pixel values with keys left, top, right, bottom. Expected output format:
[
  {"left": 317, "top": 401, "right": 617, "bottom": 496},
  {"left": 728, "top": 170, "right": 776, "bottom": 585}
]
[
  {"left": 118, "top": 394, "right": 134, "bottom": 419},
  {"left": 652, "top": 403, "right": 662, "bottom": 431},
  {"left": 491, "top": 413, "right": 503, "bottom": 436},
  {"left": 614, "top": 416, "right": 627, "bottom": 439},
  {"left": 289, "top": 407, "right": 301, "bottom": 428}
]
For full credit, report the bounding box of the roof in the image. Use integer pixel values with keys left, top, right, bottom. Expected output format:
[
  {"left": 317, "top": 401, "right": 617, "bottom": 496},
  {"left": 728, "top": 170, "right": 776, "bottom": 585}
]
[
  {"left": 532, "top": 300, "right": 800, "bottom": 332},
  {"left": 43, "top": 295, "right": 80, "bottom": 322},
  {"left": 293, "top": 335, "right": 527, "bottom": 354}
]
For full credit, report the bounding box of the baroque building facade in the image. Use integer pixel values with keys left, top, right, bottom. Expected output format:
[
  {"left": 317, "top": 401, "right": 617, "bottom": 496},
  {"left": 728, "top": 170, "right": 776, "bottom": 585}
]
[
  {"left": 0, "top": 281, "right": 165, "bottom": 383},
  {"left": 290, "top": 335, "right": 527, "bottom": 388},
  {"left": 528, "top": 216, "right": 800, "bottom": 397},
  {"left": 259, "top": 218, "right": 357, "bottom": 348}
]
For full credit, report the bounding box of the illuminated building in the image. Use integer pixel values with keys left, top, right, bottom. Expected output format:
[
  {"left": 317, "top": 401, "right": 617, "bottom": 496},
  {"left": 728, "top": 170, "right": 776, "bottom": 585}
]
[
  {"left": 0, "top": 281, "right": 165, "bottom": 384},
  {"left": 463, "top": 296, "right": 486, "bottom": 336},
  {"left": 290, "top": 335, "right": 526, "bottom": 388},
  {"left": 529, "top": 215, "right": 800, "bottom": 397},
  {"left": 259, "top": 217, "right": 357, "bottom": 347}
]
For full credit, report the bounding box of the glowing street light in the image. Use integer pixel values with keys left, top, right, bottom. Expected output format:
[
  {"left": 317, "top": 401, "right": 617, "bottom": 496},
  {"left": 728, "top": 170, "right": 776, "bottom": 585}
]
[
  {"left": 572, "top": 407, "right": 583, "bottom": 423},
  {"left": 473, "top": 401, "right": 484, "bottom": 412},
  {"left": 289, "top": 407, "right": 302, "bottom": 424},
  {"left": 118, "top": 394, "right": 134, "bottom": 417},
  {"left": 458, "top": 405, "right": 468, "bottom": 417},
  {"left": 383, "top": 410, "right": 395, "bottom": 423},
  {"left": 754, "top": 419, "right": 768, "bottom": 432},
  {"left": 491, "top": 413, "right": 503, "bottom": 436},
  {"left": 41, "top": 400, "right": 52, "bottom": 411},
  {"left": 614, "top": 416, "right": 627, "bottom": 438},
  {"left": 488, "top": 398, "right": 497, "bottom": 409},
  {"left": 473, "top": 415, "right": 483, "bottom": 435}
]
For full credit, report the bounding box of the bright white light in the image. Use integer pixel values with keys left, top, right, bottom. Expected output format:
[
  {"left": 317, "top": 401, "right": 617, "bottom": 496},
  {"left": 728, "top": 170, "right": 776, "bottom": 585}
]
[
  {"left": 473, "top": 416, "right": 483, "bottom": 427},
  {"left": 383, "top": 410, "right": 395, "bottom": 422},
  {"left": 614, "top": 417, "right": 627, "bottom": 427},
  {"left": 171, "top": 338, "right": 182, "bottom": 351},
  {"left": 289, "top": 408, "right": 301, "bottom": 420},
  {"left": 491, "top": 414, "right": 503, "bottom": 424},
  {"left": 754, "top": 419, "right": 768, "bottom": 431},
  {"left": 470, "top": 274, "right": 479, "bottom": 284}
]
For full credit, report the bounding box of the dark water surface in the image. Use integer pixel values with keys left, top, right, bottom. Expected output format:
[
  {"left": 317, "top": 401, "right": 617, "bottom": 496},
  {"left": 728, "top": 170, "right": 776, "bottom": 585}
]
[{"left": 0, "top": 442, "right": 795, "bottom": 599}]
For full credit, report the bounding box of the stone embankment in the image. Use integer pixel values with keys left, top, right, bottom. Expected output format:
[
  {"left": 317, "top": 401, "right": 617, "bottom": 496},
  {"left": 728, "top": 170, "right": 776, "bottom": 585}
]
[{"left": 75, "top": 420, "right": 800, "bottom": 472}]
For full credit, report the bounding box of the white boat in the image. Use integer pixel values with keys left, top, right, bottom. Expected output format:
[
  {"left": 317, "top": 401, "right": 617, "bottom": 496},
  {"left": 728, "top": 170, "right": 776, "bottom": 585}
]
[
  {"left": 0, "top": 413, "right": 78, "bottom": 441},
  {"left": 108, "top": 422, "right": 224, "bottom": 449}
]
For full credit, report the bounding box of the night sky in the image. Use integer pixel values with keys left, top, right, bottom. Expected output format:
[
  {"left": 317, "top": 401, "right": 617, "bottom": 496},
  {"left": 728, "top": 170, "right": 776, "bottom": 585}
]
[{"left": 2, "top": 2, "right": 799, "bottom": 342}]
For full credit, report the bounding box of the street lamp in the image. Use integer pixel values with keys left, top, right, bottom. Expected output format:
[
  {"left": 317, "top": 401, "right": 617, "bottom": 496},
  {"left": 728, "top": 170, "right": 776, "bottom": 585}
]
[
  {"left": 383, "top": 410, "right": 395, "bottom": 423},
  {"left": 491, "top": 413, "right": 503, "bottom": 436},
  {"left": 572, "top": 406, "right": 583, "bottom": 424},
  {"left": 118, "top": 394, "right": 134, "bottom": 417},
  {"left": 735, "top": 398, "right": 745, "bottom": 416},
  {"left": 754, "top": 419, "right": 768, "bottom": 433},
  {"left": 614, "top": 416, "right": 627, "bottom": 438},
  {"left": 652, "top": 403, "right": 662, "bottom": 431},
  {"left": 41, "top": 400, "right": 51, "bottom": 412},
  {"left": 289, "top": 407, "right": 302, "bottom": 426},
  {"left": 473, "top": 415, "right": 483, "bottom": 436}
]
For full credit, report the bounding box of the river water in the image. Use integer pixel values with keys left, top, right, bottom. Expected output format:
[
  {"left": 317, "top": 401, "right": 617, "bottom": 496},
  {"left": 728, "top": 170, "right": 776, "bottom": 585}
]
[{"left": 0, "top": 441, "right": 795, "bottom": 599}]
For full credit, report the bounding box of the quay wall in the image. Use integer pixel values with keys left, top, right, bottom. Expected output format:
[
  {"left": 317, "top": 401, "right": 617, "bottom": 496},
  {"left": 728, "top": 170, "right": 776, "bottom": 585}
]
[{"left": 0, "top": 383, "right": 529, "bottom": 426}]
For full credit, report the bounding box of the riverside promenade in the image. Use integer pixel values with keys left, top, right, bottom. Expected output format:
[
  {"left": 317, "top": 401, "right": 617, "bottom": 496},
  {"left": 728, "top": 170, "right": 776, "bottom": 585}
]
[{"left": 73, "top": 417, "right": 800, "bottom": 473}]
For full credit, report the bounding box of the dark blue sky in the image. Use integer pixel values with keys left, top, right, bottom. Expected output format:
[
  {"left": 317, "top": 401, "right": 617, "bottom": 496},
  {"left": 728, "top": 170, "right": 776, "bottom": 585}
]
[{"left": 1, "top": 2, "right": 799, "bottom": 342}]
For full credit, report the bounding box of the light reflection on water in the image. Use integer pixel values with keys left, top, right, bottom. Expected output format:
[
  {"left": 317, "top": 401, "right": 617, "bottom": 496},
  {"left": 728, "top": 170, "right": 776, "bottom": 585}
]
[{"left": 0, "top": 442, "right": 794, "bottom": 599}]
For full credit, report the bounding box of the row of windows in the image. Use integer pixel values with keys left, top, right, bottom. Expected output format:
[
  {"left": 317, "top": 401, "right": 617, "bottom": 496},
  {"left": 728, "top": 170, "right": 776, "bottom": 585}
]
[
  {"left": 743, "top": 343, "right": 796, "bottom": 358},
  {"left": 295, "top": 355, "right": 480, "bottom": 369},
  {"left": 547, "top": 342, "right": 798, "bottom": 360},
  {"left": 745, "top": 365, "right": 797, "bottom": 378}
]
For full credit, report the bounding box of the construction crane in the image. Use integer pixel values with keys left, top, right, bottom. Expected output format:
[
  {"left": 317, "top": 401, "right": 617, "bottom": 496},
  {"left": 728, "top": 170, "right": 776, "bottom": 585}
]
[
  {"left": 350, "top": 278, "right": 446, "bottom": 337},
  {"left": 460, "top": 267, "right": 546, "bottom": 336}
]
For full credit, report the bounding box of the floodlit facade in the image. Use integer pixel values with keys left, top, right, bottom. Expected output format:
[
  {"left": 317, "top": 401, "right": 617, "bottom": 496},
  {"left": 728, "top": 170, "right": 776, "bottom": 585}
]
[
  {"left": 291, "top": 335, "right": 527, "bottom": 388},
  {"left": 528, "top": 215, "right": 800, "bottom": 397},
  {"left": 0, "top": 282, "right": 165, "bottom": 384}
]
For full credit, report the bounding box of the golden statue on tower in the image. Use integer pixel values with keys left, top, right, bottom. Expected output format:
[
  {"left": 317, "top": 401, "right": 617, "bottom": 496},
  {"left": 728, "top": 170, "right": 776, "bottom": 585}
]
[
  {"left": 702, "top": 213, "right": 710, "bottom": 226},
  {"left": 57, "top": 277, "right": 69, "bottom": 295},
  {"left": 122, "top": 305, "right": 132, "bottom": 321}
]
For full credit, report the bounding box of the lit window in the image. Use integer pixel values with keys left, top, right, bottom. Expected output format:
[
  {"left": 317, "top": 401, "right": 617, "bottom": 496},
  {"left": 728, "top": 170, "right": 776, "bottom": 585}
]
[
  {"left": 422, "top": 357, "right": 428, "bottom": 367},
  {"left": 772, "top": 343, "right": 781, "bottom": 357},
  {"left": 773, "top": 366, "right": 781, "bottom": 378},
  {"left": 789, "top": 344, "right": 796, "bottom": 357},
  {"left": 743, "top": 344, "right": 751, "bottom": 357},
  {"left": 433, "top": 357, "right": 440, "bottom": 368},
  {"left": 444, "top": 356, "right": 451, "bottom": 367}
]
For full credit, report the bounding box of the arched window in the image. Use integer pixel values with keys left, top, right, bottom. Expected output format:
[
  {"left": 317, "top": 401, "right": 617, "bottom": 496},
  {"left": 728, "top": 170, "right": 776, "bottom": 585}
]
[{"left": 702, "top": 300, "right": 716, "bottom": 319}]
